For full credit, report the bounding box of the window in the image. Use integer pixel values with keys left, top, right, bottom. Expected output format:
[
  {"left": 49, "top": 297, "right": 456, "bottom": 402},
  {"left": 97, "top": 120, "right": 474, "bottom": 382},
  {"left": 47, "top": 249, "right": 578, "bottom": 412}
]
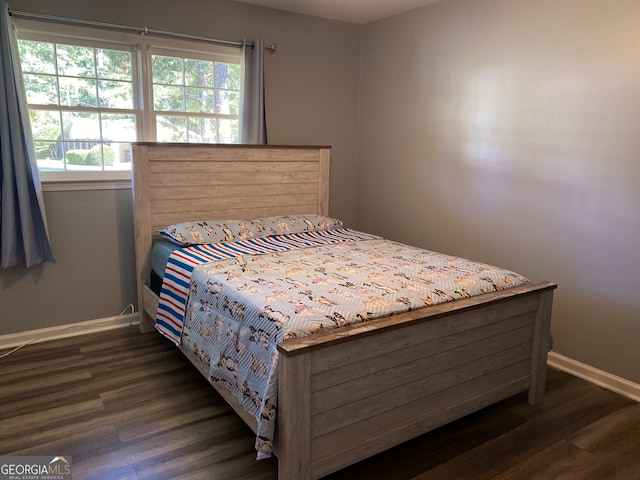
[
  {"left": 151, "top": 50, "right": 241, "bottom": 143},
  {"left": 19, "top": 39, "right": 138, "bottom": 178},
  {"left": 15, "top": 19, "right": 241, "bottom": 183}
]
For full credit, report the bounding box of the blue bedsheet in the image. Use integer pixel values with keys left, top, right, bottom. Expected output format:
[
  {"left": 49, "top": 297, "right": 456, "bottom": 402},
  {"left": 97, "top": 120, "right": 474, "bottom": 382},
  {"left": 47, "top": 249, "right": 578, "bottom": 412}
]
[{"left": 151, "top": 240, "right": 181, "bottom": 278}]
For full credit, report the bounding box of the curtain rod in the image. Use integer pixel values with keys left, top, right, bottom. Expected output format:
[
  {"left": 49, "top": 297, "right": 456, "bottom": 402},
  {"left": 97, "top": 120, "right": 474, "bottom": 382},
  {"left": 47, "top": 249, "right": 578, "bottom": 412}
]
[{"left": 9, "top": 10, "right": 276, "bottom": 53}]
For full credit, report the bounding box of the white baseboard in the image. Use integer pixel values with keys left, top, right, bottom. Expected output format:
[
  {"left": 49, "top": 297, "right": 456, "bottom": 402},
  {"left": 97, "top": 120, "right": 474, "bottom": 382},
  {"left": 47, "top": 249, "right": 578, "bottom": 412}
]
[
  {"left": 548, "top": 352, "right": 640, "bottom": 403},
  {"left": 0, "top": 313, "right": 140, "bottom": 350},
  {"left": 3, "top": 322, "right": 638, "bottom": 404}
]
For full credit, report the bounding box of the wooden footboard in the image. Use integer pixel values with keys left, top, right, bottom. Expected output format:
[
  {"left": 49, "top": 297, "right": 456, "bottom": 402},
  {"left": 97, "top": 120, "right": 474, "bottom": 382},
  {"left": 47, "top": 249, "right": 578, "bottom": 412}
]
[
  {"left": 141, "top": 280, "right": 554, "bottom": 479},
  {"left": 276, "top": 281, "right": 555, "bottom": 479}
]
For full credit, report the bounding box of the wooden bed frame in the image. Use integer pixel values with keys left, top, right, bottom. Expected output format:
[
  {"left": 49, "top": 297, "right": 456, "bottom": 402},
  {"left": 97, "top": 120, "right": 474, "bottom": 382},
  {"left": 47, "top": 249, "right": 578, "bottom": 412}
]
[{"left": 132, "top": 142, "right": 556, "bottom": 480}]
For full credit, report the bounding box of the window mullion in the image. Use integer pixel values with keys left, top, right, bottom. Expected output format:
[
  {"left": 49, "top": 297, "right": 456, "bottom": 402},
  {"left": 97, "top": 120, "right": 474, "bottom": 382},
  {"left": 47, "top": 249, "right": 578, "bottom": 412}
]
[{"left": 138, "top": 42, "right": 156, "bottom": 142}]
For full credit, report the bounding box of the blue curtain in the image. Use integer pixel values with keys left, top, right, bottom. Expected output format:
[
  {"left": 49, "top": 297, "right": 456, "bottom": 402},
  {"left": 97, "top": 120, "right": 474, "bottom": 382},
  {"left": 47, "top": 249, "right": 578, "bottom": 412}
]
[
  {"left": 241, "top": 38, "right": 267, "bottom": 144},
  {"left": 0, "top": 1, "right": 55, "bottom": 268}
]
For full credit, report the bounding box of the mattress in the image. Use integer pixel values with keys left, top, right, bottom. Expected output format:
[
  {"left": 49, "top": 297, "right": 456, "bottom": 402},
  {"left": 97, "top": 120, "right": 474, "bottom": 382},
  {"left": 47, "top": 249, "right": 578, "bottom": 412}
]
[{"left": 153, "top": 228, "right": 531, "bottom": 458}]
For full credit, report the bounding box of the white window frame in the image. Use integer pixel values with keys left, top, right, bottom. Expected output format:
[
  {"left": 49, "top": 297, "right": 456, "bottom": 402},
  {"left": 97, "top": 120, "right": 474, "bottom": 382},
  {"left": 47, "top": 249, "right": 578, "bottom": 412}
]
[{"left": 14, "top": 18, "right": 241, "bottom": 188}]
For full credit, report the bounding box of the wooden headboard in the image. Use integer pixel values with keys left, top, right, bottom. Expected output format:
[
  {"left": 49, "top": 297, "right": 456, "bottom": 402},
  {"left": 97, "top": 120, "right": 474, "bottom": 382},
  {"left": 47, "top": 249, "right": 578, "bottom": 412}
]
[{"left": 131, "top": 143, "right": 331, "bottom": 332}]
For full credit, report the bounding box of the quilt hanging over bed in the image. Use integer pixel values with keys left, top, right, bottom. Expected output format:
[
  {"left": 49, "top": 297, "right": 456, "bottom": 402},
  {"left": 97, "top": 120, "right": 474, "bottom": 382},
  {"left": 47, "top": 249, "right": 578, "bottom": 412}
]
[{"left": 154, "top": 228, "right": 530, "bottom": 458}]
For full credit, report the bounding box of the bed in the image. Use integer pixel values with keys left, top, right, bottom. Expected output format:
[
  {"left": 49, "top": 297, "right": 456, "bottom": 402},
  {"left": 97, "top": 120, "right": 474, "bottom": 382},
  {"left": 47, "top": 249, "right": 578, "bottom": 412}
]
[{"left": 132, "top": 142, "right": 556, "bottom": 480}]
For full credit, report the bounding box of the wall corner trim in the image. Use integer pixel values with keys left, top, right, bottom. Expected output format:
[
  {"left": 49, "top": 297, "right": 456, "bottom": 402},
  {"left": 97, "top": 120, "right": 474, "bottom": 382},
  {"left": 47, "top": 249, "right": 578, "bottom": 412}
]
[
  {"left": 548, "top": 352, "right": 640, "bottom": 403},
  {"left": 0, "top": 313, "right": 140, "bottom": 351}
]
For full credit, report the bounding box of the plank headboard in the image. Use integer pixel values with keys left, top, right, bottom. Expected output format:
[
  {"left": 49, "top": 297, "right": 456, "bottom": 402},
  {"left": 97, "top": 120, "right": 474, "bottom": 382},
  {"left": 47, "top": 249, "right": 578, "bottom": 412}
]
[{"left": 131, "top": 142, "right": 331, "bottom": 332}]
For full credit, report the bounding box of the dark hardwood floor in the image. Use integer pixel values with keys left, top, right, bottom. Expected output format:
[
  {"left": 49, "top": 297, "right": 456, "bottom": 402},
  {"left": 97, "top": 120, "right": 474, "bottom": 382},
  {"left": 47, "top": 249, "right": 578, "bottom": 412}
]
[{"left": 1, "top": 326, "right": 638, "bottom": 479}]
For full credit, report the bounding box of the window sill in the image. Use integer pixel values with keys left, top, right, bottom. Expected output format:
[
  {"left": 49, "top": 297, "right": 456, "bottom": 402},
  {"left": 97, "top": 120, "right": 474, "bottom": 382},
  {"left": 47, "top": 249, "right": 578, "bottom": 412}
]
[{"left": 42, "top": 178, "right": 132, "bottom": 192}]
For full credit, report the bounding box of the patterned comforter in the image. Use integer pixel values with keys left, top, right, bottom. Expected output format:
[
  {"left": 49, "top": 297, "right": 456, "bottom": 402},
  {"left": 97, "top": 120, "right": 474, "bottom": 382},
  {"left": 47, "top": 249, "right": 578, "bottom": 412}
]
[{"left": 155, "top": 229, "right": 530, "bottom": 458}]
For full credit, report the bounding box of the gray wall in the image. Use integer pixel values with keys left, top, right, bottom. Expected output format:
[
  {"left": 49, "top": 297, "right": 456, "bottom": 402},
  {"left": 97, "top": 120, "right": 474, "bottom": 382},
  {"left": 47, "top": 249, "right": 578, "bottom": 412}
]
[
  {"left": 358, "top": 0, "right": 640, "bottom": 383},
  {"left": 1, "top": 0, "right": 361, "bottom": 335},
  {"left": 1, "top": 189, "right": 136, "bottom": 334}
]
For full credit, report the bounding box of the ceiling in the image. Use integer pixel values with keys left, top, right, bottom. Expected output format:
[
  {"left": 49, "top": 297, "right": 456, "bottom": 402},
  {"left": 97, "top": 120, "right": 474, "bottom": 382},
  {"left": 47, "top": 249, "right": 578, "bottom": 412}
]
[{"left": 233, "top": 0, "right": 443, "bottom": 24}]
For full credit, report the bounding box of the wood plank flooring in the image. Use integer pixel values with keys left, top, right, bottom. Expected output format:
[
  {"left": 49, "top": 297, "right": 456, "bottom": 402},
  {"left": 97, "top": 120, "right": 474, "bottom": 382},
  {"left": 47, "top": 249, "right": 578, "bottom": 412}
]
[{"left": 1, "top": 326, "right": 638, "bottom": 479}]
